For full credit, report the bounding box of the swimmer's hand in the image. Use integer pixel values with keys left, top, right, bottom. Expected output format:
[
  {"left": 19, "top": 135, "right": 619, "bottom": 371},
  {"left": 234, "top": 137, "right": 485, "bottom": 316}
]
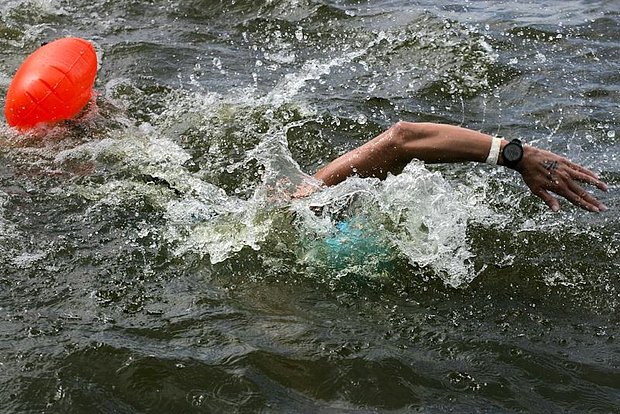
[{"left": 516, "top": 146, "right": 608, "bottom": 212}]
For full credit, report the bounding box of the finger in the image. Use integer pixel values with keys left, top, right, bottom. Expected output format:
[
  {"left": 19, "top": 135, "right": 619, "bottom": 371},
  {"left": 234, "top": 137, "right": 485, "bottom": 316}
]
[
  {"left": 557, "top": 182, "right": 599, "bottom": 212},
  {"left": 567, "top": 167, "right": 608, "bottom": 192},
  {"left": 565, "top": 179, "right": 607, "bottom": 212},
  {"left": 564, "top": 159, "right": 607, "bottom": 191},
  {"left": 534, "top": 188, "right": 560, "bottom": 212},
  {"left": 567, "top": 180, "right": 603, "bottom": 206}
]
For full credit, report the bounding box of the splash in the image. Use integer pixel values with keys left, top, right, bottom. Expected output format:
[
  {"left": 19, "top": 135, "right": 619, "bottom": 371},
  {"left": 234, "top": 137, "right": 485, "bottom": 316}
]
[
  {"left": 292, "top": 162, "right": 494, "bottom": 287},
  {"left": 86, "top": 33, "right": 500, "bottom": 281},
  {"left": 0, "top": 190, "right": 10, "bottom": 240},
  {"left": 0, "top": 0, "right": 67, "bottom": 49},
  {"left": 55, "top": 119, "right": 274, "bottom": 265},
  {"left": 378, "top": 163, "right": 491, "bottom": 287}
]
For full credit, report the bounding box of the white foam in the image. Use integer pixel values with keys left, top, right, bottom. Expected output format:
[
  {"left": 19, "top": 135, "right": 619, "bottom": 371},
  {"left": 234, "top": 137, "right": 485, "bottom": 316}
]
[
  {"left": 0, "top": 191, "right": 9, "bottom": 239},
  {"left": 292, "top": 162, "right": 495, "bottom": 287},
  {"left": 379, "top": 163, "right": 491, "bottom": 287},
  {"left": 12, "top": 251, "right": 46, "bottom": 268}
]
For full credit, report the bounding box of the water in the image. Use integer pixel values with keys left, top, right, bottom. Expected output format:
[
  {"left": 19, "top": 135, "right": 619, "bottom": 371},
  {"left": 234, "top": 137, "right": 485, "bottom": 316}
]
[{"left": 0, "top": 0, "right": 618, "bottom": 412}]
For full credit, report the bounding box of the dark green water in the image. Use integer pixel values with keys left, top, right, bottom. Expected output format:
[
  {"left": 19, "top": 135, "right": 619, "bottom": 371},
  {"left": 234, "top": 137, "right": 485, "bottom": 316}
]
[{"left": 0, "top": 0, "right": 618, "bottom": 412}]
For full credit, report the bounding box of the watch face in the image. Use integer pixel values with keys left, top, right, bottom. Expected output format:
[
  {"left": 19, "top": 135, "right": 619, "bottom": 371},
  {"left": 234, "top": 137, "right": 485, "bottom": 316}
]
[{"left": 504, "top": 143, "right": 523, "bottom": 163}]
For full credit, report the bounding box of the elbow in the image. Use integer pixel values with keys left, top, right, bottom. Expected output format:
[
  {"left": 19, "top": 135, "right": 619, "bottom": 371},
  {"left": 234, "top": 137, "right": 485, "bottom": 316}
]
[
  {"left": 389, "top": 121, "right": 433, "bottom": 152},
  {"left": 389, "top": 121, "right": 449, "bottom": 164}
]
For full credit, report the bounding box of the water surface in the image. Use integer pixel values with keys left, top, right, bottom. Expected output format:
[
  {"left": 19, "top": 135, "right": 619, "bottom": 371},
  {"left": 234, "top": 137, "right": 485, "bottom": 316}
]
[{"left": 0, "top": 0, "right": 618, "bottom": 412}]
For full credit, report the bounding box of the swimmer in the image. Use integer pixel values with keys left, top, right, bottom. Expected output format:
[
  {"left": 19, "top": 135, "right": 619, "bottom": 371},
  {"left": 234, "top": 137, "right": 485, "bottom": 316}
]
[{"left": 310, "top": 121, "right": 608, "bottom": 213}]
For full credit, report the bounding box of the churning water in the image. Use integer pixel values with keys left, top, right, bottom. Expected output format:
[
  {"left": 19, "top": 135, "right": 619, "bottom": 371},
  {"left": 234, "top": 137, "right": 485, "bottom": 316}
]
[{"left": 0, "top": 0, "right": 618, "bottom": 412}]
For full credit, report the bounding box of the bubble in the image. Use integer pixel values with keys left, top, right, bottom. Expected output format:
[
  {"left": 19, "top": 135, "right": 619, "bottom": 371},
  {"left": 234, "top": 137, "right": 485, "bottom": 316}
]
[{"left": 295, "top": 27, "right": 304, "bottom": 41}]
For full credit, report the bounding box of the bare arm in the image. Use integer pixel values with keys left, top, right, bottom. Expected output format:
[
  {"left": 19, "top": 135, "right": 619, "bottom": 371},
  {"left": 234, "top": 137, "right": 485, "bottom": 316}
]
[{"left": 313, "top": 121, "right": 608, "bottom": 212}]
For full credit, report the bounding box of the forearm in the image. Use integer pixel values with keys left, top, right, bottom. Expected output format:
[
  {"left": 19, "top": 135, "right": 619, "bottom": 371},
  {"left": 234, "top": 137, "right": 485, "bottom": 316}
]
[
  {"left": 314, "top": 121, "right": 503, "bottom": 186},
  {"left": 396, "top": 122, "right": 501, "bottom": 164}
]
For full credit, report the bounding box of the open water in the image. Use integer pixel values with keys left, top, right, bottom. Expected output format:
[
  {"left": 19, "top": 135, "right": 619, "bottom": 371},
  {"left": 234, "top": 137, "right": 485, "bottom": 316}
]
[{"left": 0, "top": 0, "right": 619, "bottom": 412}]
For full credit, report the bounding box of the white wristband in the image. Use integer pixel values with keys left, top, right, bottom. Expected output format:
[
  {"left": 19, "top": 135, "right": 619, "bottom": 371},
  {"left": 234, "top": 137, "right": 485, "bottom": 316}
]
[{"left": 485, "top": 137, "right": 502, "bottom": 165}]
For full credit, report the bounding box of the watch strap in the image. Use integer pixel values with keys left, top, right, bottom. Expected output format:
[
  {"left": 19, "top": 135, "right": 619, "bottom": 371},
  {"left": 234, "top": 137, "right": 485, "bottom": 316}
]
[{"left": 485, "top": 136, "right": 502, "bottom": 165}]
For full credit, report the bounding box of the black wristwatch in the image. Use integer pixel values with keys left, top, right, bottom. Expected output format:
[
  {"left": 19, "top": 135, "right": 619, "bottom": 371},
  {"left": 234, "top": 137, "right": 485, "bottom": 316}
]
[{"left": 502, "top": 138, "right": 523, "bottom": 169}]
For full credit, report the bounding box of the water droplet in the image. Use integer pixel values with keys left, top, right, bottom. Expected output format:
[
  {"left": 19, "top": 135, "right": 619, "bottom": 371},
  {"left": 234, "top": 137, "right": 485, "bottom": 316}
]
[
  {"left": 212, "top": 57, "right": 222, "bottom": 70},
  {"left": 295, "top": 27, "right": 304, "bottom": 41}
]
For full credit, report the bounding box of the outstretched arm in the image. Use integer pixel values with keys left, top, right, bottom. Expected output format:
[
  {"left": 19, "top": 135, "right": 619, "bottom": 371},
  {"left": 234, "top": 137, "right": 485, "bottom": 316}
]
[{"left": 313, "top": 121, "right": 608, "bottom": 212}]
